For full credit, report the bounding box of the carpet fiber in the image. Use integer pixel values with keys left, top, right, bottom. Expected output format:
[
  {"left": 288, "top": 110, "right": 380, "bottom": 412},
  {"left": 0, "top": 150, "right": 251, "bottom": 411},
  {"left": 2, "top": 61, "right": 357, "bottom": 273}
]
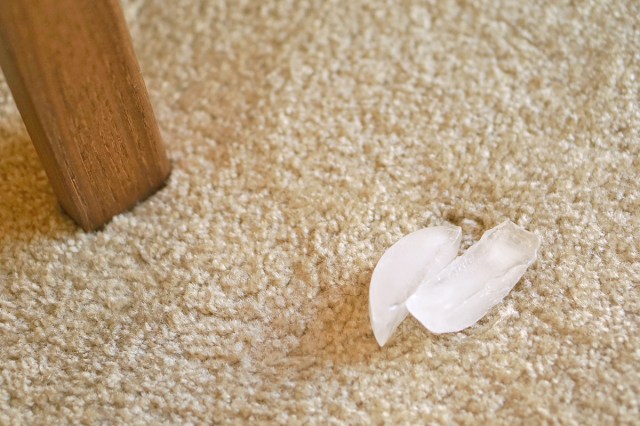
[{"left": 1, "top": 0, "right": 638, "bottom": 424}]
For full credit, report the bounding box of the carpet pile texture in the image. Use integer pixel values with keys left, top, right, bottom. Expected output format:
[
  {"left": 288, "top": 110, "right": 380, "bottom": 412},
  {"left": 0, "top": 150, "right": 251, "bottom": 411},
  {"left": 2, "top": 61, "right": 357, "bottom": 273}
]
[{"left": 1, "top": 0, "right": 638, "bottom": 423}]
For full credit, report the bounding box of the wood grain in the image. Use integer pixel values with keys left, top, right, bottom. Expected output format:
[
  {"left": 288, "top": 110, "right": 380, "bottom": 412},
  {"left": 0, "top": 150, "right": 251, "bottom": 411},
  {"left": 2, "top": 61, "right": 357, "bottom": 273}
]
[{"left": 0, "top": 0, "right": 171, "bottom": 230}]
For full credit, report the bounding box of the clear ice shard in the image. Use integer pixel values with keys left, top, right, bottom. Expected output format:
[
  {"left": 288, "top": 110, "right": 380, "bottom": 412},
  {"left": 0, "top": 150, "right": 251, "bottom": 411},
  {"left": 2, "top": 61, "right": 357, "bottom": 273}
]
[
  {"left": 406, "top": 221, "right": 540, "bottom": 334},
  {"left": 369, "top": 224, "right": 462, "bottom": 346}
]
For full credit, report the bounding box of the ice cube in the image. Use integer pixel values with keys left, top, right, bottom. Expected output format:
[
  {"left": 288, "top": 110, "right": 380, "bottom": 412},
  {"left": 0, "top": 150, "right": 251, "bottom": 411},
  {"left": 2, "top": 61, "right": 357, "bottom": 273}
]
[
  {"left": 369, "top": 224, "right": 462, "bottom": 346},
  {"left": 406, "top": 221, "right": 540, "bottom": 334}
]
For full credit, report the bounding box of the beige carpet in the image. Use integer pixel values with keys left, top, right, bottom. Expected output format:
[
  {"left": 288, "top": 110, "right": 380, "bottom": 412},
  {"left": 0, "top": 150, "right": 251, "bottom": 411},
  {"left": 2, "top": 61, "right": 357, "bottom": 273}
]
[{"left": 1, "top": 0, "right": 638, "bottom": 424}]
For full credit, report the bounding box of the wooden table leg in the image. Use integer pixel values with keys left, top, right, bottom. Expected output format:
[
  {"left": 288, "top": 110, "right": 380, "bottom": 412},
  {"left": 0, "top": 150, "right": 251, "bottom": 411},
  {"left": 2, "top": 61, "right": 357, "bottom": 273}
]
[{"left": 0, "top": 0, "right": 171, "bottom": 231}]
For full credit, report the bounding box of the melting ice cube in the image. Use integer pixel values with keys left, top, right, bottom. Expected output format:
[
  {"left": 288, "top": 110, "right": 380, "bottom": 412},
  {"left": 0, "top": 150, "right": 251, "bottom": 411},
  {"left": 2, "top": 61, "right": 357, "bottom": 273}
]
[
  {"left": 406, "top": 221, "right": 540, "bottom": 334},
  {"left": 369, "top": 224, "right": 462, "bottom": 346}
]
